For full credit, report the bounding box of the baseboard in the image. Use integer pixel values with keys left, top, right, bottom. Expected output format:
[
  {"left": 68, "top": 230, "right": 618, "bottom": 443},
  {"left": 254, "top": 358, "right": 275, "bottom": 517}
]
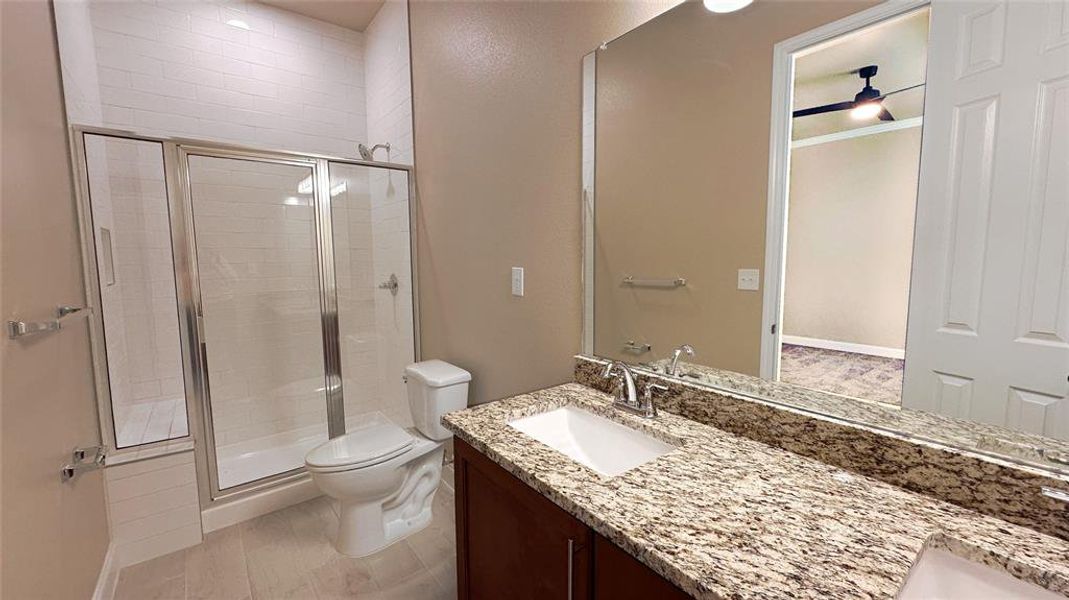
[
  {"left": 201, "top": 474, "right": 321, "bottom": 533},
  {"left": 781, "top": 335, "right": 905, "bottom": 360},
  {"left": 92, "top": 542, "right": 120, "bottom": 600}
]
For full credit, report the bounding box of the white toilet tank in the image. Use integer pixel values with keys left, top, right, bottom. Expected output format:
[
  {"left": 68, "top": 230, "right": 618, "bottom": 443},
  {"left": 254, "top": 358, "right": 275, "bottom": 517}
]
[{"left": 405, "top": 360, "right": 471, "bottom": 441}]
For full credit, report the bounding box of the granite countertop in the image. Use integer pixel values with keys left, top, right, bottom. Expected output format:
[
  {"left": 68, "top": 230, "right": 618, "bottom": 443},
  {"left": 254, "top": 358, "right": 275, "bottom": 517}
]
[{"left": 442, "top": 383, "right": 1069, "bottom": 600}]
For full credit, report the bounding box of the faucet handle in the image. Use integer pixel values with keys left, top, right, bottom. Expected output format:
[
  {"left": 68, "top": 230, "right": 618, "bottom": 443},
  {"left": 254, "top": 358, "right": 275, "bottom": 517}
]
[
  {"left": 640, "top": 382, "right": 670, "bottom": 418},
  {"left": 644, "top": 382, "right": 669, "bottom": 398}
]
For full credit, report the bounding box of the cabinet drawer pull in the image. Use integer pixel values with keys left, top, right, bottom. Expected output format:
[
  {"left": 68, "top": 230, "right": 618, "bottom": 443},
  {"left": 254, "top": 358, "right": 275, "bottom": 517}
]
[{"left": 567, "top": 538, "right": 575, "bottom": 600}]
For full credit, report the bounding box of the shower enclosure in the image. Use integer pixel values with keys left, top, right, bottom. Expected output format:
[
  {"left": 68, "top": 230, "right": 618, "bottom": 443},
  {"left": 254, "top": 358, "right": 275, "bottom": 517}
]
[{"left": 72, "top": 127, "right": 418, "bottom": 500}]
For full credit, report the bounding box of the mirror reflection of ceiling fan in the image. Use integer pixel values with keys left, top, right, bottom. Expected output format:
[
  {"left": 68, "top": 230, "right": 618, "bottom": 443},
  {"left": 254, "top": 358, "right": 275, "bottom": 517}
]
[{"left": 792, "top": 64, "right": 924, "bottom": 122}]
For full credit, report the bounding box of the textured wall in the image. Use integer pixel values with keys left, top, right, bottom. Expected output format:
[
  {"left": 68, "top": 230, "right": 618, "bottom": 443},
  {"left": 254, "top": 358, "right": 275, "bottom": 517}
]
[
  {"left": 1, "top": 2, "right": 110, "bottom": 597},
  {"left": 592, "top": 0, "right": 880, "bottom": 375},
  {"left": 409, "top": 0, "right": 680, "bottom": 405}
]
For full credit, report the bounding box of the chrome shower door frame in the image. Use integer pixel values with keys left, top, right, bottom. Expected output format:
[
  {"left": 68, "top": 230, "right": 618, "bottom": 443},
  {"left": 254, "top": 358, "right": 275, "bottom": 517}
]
[
  {"left": 174, "top": 144, "right": 350, "bottom": 502},
  {"left": 68, "top": 128, "right": 198, "bottom": 459},
  {"left": 69, "top": 125, "right": 420, "bottom": 507}
]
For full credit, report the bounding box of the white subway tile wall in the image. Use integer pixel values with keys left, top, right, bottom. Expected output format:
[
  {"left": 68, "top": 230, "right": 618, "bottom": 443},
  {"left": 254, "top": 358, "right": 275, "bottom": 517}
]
[
  {"left": 364, "top": 0, "right": 413, "bottom": 165},
  {"left": 61, "top": 0, "right": 369, "bottom": 157},
  {"left": 363, "top": 0, "right": 416, "bottom": 425},
  {"left": 85, "top": 135, "right": 189, "bottom": 448},
  {"left": 105, "top": 451, "right": 202, "bottom": 566},
  {"left": 330, "top": 163, "right": 412, "bottom": 426}
]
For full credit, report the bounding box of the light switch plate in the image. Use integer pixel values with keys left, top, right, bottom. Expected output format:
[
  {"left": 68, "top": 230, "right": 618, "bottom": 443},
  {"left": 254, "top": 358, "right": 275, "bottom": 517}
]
[
  {"left": 511, "top": 267, "right": 524, "bottom": 296},
  {"left": 738, "top": 268, "right": 760, "bottom": 291}
]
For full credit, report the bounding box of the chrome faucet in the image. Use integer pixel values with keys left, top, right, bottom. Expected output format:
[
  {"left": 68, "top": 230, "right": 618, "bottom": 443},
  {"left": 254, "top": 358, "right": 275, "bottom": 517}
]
[
  {"left": 602, "top": 361, "right": 666, "bottom": 418},
  {"left": 602, "top": 360, "right": 637, "bottom": 404},
  {"left": 668, "top": 344, "right": 695, "bottom": 376}
]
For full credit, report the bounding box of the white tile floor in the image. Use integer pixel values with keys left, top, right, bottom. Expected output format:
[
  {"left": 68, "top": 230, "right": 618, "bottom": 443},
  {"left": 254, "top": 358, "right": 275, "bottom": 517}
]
[
  {"left": 115, "top": 397, "right": 189, "bottom": 448},
  {"left": 114, "top": 481, "right": 458, "bottom": 600}
]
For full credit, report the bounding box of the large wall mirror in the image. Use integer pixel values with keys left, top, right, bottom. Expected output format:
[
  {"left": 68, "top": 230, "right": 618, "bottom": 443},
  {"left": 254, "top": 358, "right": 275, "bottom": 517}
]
[{"left": 583, "top": 0, "right": 1069, "bottom": 461}]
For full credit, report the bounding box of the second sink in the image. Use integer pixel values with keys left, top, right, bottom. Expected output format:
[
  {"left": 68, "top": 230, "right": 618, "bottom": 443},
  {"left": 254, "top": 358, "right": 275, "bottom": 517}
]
[{"left": 508, "top": 405, "right": 676, "bottom": 477}]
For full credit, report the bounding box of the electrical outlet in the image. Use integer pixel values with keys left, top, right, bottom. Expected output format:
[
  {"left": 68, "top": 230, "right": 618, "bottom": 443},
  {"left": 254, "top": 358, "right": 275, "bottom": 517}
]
[
  {"left": 738, "top": 268, "right": 760, "bottom": 291},
  {"left": 511, "top": 267, "right": 524, "bottom": 297}
]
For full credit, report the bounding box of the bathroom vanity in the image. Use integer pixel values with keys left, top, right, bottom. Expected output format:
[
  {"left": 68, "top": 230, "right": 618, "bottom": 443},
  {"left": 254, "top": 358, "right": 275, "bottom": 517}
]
[
  {"left": 453, "top": 436, "right": 689, "bottom": 599},
  {"left": 444, "top": 382, "right": 1069, "bottom": 599},
  {"left": 444, "top": 0, "right": 1069, "bottom": 596}
]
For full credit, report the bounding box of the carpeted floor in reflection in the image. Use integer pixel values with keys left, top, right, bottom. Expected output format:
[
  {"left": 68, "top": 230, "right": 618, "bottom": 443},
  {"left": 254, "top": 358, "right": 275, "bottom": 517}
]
[{"left": 779, "top": 343, "right": 904, "bottom": 405}]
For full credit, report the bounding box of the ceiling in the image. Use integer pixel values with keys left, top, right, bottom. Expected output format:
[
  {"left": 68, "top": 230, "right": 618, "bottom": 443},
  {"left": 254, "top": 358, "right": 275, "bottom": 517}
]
[
  {"left": 792, "top": 8, "right": 930, "bottom": 140},
  {"left": 257, "top": 0, "right": 385, "bottom": 32}
]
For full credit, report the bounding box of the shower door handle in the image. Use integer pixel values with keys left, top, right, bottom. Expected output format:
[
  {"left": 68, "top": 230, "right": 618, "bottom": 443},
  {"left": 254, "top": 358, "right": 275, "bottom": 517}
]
[{"left": 100, "top": 227, "right": 116, "bottom": 286}]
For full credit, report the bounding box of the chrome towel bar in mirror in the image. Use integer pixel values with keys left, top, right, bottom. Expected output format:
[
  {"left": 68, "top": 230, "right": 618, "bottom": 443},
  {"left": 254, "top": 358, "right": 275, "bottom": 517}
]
[{"left": 622, "top": 275, "right": 687, "bottom": 288}]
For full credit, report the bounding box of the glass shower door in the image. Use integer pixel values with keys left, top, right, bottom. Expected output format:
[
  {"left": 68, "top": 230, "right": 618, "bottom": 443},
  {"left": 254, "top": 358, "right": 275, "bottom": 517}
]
[
  {"left": 81, "top": 133, "right": 190, "bottom": 450},
  {"left": 185, "top": 153, "right": 330, "bottom": 490},
  {"left": 328, "top": 162, "right": 416, "bottom": 430}
]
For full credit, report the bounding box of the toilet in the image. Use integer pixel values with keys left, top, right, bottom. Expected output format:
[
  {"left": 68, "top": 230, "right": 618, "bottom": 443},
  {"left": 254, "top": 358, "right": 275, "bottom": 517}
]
[{"left": 304, "top": 360, "right": 471, "bottom": 557}]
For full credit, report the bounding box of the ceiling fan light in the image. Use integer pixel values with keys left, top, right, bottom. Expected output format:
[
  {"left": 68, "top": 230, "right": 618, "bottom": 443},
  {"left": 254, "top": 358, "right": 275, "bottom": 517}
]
[
  {"left": 702, "top": 0, "right": 753, "bottom": 13},
  {"left": 851, "top": 101, "right": 883, "bottom": 120}
]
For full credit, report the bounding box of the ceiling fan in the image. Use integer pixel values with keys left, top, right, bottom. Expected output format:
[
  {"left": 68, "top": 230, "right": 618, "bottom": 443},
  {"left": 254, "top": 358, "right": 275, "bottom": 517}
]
[{"left": 792, "top": 65, "right": 924, "bottom": 122}]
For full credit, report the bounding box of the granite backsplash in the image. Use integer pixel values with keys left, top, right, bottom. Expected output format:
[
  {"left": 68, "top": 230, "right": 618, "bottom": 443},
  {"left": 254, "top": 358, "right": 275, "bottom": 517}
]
[{"left": 575, "top": 355, "right": 1069, "bottom": 541}]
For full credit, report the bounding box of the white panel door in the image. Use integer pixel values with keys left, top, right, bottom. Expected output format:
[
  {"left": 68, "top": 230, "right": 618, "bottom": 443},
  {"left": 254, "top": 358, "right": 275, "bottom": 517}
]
[{"left": 902, "top": 0, "right": 1069, "bottom": 439}]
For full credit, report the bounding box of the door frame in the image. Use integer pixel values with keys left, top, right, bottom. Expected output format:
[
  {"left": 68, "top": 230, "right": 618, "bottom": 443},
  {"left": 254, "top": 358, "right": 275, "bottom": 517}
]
[
  {"left": 759, "top": 0, "right": 930, "bottom": 380},
  {"left": 175, "top": 144, "right": 341, "bottom": 502},
  {"left": 67, "top": 125, "right": 421, "bottom": 506}
]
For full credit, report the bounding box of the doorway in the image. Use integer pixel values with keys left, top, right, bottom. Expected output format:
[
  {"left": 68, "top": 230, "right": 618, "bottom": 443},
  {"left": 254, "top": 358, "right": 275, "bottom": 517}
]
[{"left": 761, "top": 4, "right": 930, "bottom": 405}]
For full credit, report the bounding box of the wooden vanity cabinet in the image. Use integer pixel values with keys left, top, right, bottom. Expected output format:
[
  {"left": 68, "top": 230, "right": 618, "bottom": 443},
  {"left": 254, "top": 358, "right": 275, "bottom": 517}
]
[
  {"left": 454, "top": 438, "right": 691, "bottom": 600},
  {"left": 592, "top": 535, "right": 691, "bottom": 600}
]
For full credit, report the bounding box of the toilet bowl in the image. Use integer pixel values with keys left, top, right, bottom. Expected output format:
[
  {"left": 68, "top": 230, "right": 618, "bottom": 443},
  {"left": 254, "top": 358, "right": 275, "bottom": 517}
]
[{"left": 305, "top": 360, "right": 471, "bottom": 557}]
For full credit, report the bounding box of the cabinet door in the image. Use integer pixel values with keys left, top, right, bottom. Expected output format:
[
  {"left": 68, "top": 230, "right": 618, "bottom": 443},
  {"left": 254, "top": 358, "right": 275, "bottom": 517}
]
[
  {"left": 455, "top": 438, "right": 591, "bottom": 600},
  {"left": 593, "top": 534, "right": 692, "bottom": 600}
]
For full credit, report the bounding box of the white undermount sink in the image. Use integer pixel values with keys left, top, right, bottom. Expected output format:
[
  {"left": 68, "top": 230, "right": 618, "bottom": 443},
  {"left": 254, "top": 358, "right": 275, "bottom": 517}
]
[
  {"left": 508, "top": 405, "right": 676, "bottom": 477},
  {"left": 898, "top": 548, "right": 1063, "bottom": 599}
]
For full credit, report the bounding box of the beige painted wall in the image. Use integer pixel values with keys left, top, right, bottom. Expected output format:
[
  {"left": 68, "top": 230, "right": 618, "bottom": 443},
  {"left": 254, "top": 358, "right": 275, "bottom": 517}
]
[
  {"left": 409, "top": 0, "right": 679, "bottom": 405},
  {"left": 593, "top": 0, "right": 878, "bottom": 375},
  {"left": 784, "top": 127, "right": 921, "bottom": 350},
  {"left": 1, "top": 1, "right": 111, "bottom": 598}
]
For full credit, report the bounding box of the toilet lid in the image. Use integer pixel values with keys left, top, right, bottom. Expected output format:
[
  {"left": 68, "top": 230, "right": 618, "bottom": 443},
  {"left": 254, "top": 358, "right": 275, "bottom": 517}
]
[{"left": 305, "top": 421, "right": 414, "bottom": 470}]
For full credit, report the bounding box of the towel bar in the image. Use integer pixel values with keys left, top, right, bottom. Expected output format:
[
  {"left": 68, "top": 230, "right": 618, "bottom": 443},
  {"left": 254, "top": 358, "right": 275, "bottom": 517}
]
[
  {"left": 7, "top": 306, "right": 91, "bottom": 339},
  {"left": 622, "top": 275, "right": 686, "bottom": 288}
]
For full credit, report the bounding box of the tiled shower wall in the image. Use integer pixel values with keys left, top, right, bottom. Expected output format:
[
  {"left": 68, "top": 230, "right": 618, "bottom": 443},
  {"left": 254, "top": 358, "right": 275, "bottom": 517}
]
[
  {"left": 331, "top": 166, "right": 384, "bottom": 423},
  {"left": 58, "top": 0, "right": 368, "bottom": 156},
  {"left": 58, "top": 1, "right": 417, "bottom": 443},
  {"left": 364, "top": 0, "right": 416, "bottom": 426},
  {"left": 188, "top": 156, "right": 327, "bottom": 448}
]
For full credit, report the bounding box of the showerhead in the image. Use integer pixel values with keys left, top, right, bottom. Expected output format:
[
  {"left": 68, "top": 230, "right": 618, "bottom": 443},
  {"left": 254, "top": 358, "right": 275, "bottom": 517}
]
[{"left": 358, "top": 142, "right": 390, "bottom": 161}]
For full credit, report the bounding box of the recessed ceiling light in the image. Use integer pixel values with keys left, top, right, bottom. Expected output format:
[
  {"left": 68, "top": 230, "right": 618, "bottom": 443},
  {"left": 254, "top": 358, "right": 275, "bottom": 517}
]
[
  {"left": 226, "top": 19, "right": 250, "bottom": 30},
  {"left": 702, "top": 0, "right": 753, "bottom": 13}
]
